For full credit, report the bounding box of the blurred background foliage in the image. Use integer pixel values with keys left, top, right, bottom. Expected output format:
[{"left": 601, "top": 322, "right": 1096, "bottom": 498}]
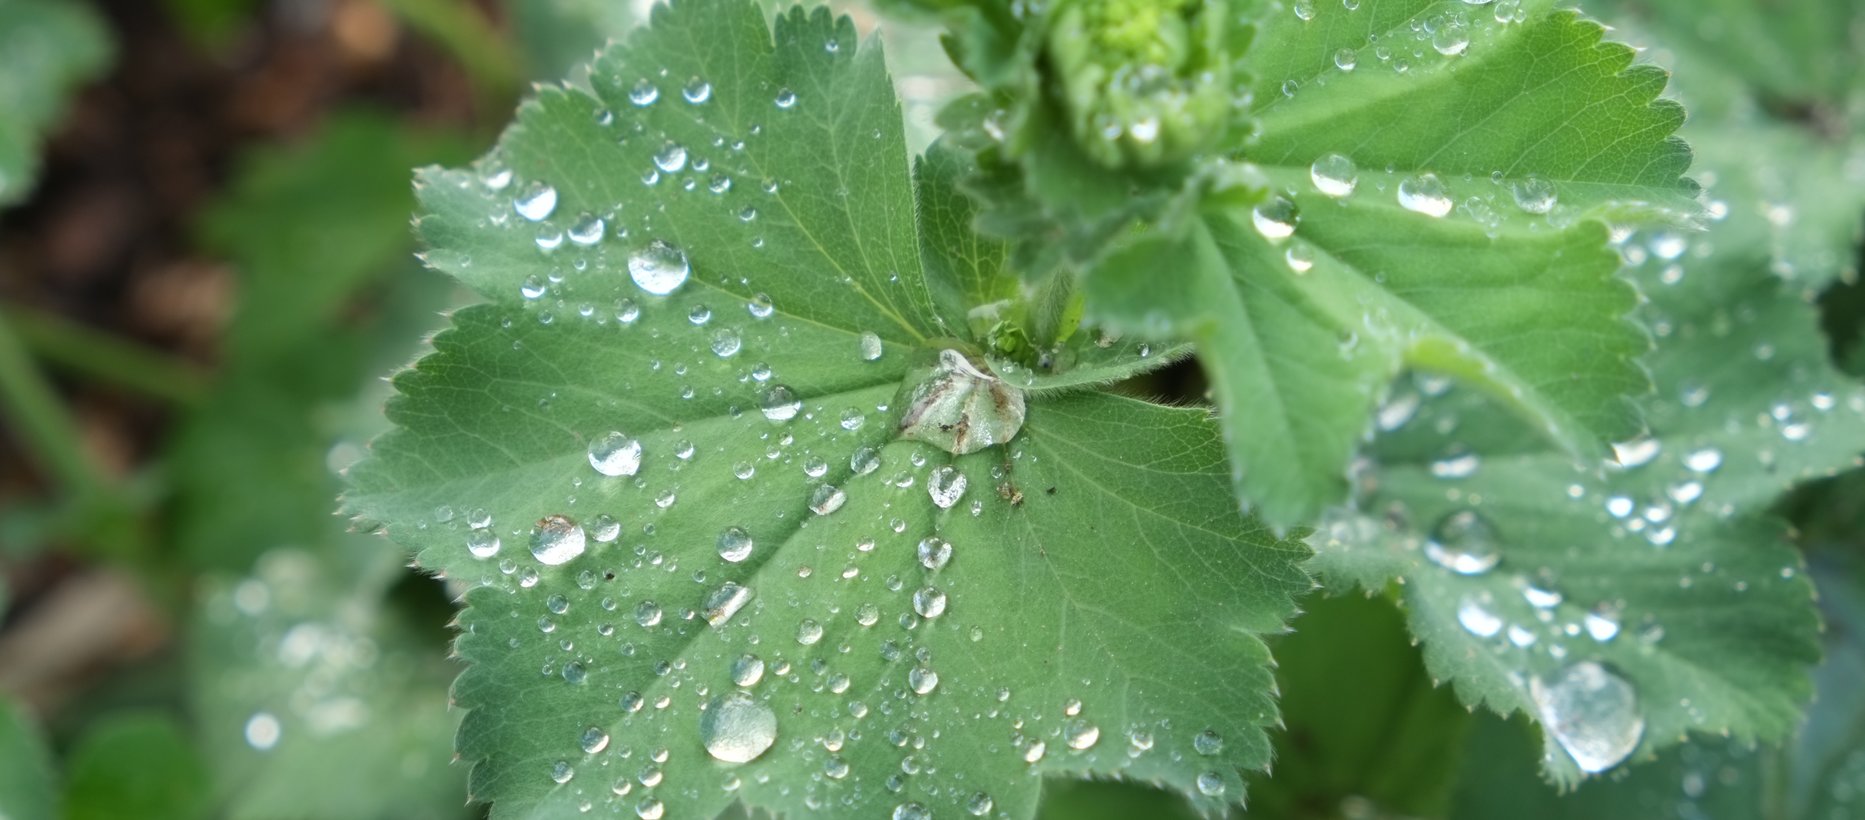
[{"left": 0, "top": 0, "right": 1858, "bottom": 818}]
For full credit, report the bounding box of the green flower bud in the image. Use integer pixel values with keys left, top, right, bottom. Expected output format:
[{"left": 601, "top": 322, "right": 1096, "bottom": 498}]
[{"left": 1045, "top": 0, "right": 1236, "bottom": 168}]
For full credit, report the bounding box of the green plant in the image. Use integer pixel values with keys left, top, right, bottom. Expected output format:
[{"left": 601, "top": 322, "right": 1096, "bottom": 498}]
[
  {"left": 337, "top": 0, "right": 1865, "bottom": 816},
  {"left": 1, "top": 0, "right": 1862, "bottom": 817}
]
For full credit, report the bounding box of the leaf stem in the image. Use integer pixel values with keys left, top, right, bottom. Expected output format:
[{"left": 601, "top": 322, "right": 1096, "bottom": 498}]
[
  {"left": 0, "top": 312, "right": 107, "bottom": 497},
  {"left": 0, "top": 304, "right": 209, "bottom": 407}
]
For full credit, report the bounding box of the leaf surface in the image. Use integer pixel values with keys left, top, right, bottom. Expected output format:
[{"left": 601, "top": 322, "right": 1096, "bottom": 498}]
[
  {"left": 346, "top": 2, "right": 1312, "bottom": 816},
  {"left": 1085, "top": 0, "right": 1694, "bottom": 526}
]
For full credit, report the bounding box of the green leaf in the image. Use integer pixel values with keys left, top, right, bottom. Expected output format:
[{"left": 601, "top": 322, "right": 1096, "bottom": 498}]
[
  {"left": 63, "top": 712, "right": 211, "bottom": 820},
  {"left": 1446, "top": 550, "right": 1865, "bottom": 820},
  {"left": 170, "top": 112, "right": 464, "bottom": 571},
  {"left": 1084, "top": 0, "right": 1694, "bottom": 526},
  {"left": 0, "top": 0, "right": 110, "bottom": 207},
  {"left": 0, "top": 697, "right": 56, "bottom": 820},
  {"left": 188, "top": 543, "right": 469, "bottom": 820},
  {"left": 1306, "top": 127, "right": 1865, "bottom": 784},
  {"left": 1247, "top": 592, "right": 1472, "bottom": 819},
  {"left": 345, "top": 1, "right": 1312, "bottom": 815}
]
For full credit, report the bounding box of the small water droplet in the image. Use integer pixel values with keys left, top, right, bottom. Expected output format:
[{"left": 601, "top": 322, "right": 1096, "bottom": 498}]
[
  {"left": 892, "top": 802, "right": 931, "bottom": 820},
  {"left": 467, "top": 528, "right": 501, "bottom": 559},
  {"left": 717, "top": 527, "right": 754, "bottom": 563},
  {"left": 808, "top": 484, "right": 847, "bottom": 516},
  {"left": 704, "top": 582, "right": 755, "bottom": 626},
  {"left": 244, "top": 712, "right": 282, "bottom": 750},
  {"left": 682, "top": 76, "right": 712, "bottom": 103},
  {"left": 917, "top": 536, "right": 952, "bottom": 570},
  {"left": 1457, "top": 594, "right": 1503, "bottom": 637},
  {"left": 796, "top": 618, "right": 824, "bottom": 645},
  {"left": 653, "top": 142, "right": 688, "bottom": 173},
  {"left": 1193, "top": 729, "right": 1224, "bottom": 755},
  {"left": 1064, "top": 719, "right": 1101, "bottom": 750},
  {"left": 581, "top": 726, "right": 611, "bottom": 754},
  {"left": 1196, "top": 771, "right": 1226, "bottom": 796},
  {"left": 774, "top": 88, "right": 797, "bottom": 109},
  {"left": 628, "top": 79, "right": 660, "bottom": 106},
  {"left": 966, "top": 792, "right": 994, "bottom": 816},
  {"left": 858, "top": 331, "right": 884, "bottom": 361},
  {"left": 908, "top": 665, "right": 939, "bottom": 695},
  {"left": 1684, "top": 447, "right": 1723, "bottom": 473},
  {"left": 1511, "top": 176, "right": 1558, "bottom": 214}
]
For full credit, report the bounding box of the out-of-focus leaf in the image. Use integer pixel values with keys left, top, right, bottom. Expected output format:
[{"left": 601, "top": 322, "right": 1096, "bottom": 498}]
[
  {"left": 0, "top": 697, "right": 56, "bottom": 820},
  {"left": 62, "top": 712, "right": 210, "bottom": 820},
  {"left": 1035, "top": 779, "right": 1201, "bottom": 820},
  {"left": 1247, "top": 593, "right": 1470, "bottom": 819},
  {"left": 188, "top": 543, "right": 468, "bottom": 820},
  {"left": 0, "top": 0, "right": 110, "bottom": 207},
  {"left": 170, "top": 112, "right": 464, "bottom": 571},
  {"left": 507, "top": 0, "right": 639, "bottom": 82}
]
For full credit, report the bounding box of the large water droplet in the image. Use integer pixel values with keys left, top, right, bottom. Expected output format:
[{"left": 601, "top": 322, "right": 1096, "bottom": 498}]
[
  {"left": 467, "top": 528, "right": 501, "bottom": 559},
  {"left": 928, "top": 465, "right": 968, "bottom": 509},
  {"left": 704, "top": 582, "right": 755, "bottom": 626},
  {"left": 759, "top": 384, "right": 803, "bottom": 421},
  {"left": 580, "top": 726, "right": 611, "bottom": 754},
  {"left": 530, "top": 515, "right": 587, "bottom": 565},
  {"left": 717, "top": 527, "right": 754, "bottom": 563},
  {"left": 917, "top": 536, "right": 952, "bottom": 570},
  {"left": 808, "top": 484, "right": 847, "bottom": 516},
  {"left": 1311, "top": 153, "right": 1358, "bottom": 197},
  {"left": 892, "top": 803, "right": 931, "bottom": 820},
  {"left": 899, "top": 350, "right": 1026, "bottom": 455},
  {"left": 1251, "top": 196, "right": 1299, "bottom": 241},
  {"left": 908, "top": 665, "right": 939, "bottom": 695},
  {"left": 514, "top": 182, "right": 558, "bottom": 221},
  {"left": 1193, "top": 729, "right": 1223, "bottom": 755},
  {"left": 1530, "top": 661, "right": 1644, "bottom": 773},
  {"left": 1064, "top": 719, "right": 1101, "bottom": 750},
  {"left": 627, "top": 240, "right": 690, "bottom": 295},
  {"left": 912, "top": 586, "right": 948, "bottom": 619},
  {"left": 1456, "top": 593, "right": 1504, "bottom": 637},
  {"left": 1423, "top": 509, "right": 1501, "bottom": 575},
  {"left": 652, "top": 142, "right": 688, "bottom": 173},
  {"left": 1398, "top": 173, "right": 1453, "bottom": 217},
  {"left": 966, "top": 793, "right": 994, "bottom": 816},
  {"left": 1511, "top": 176, "right": 1558, "bottom": 214},
  {"left": 588, "top": 431, "right": 643, "bottom": 477}
]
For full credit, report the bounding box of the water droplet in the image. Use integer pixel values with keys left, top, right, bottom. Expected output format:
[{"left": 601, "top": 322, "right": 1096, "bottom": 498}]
[
  {"left": 710, "top": 328, "right": 742, "bottom": 358},
  {"left": 858, "top": 331, "right": 884, "bottom": 361},
  {"left": 467, "top": 528, "right": 501, "bottom": 559},
  {"left": 1292, "top": 0, "right": 1315, "bottom": 19},
  {"left": 917, "top": 536, "right": 952, "bottom": 570},
  {"left": 561, "top": 661, "right": 587, "bottom": 684},
  {"left": 1311, "top": 153, "right": 1358, "bottom": 197},
  {"left": 682, "top": 76, "right": 712, "bottom": 103},
  {"left": 747, "top": 293, "right": 775, "bottom": 318},
  {"left": 520, "top": 274, "right": 548, "bottom": 299},
  {"left": 892, "top": 802, "right": 931, "bottom": 820},
  {"left": 567, "top": 213, "right": 605, "bottom": 246},
  {"left": 581, "top": 726, "right": 611, "bottom": 754},
  {"left": 1251, "top": 196, "right": 1299, "bottom": 241},
  {"left": 634, "top": 601, "right": 663, "bottom": 627},
  {"left": 912, "top": 586, "right": 948, "bottom": 619},
  {"left": 1432, "top": 21, "right": 1470, "bottom": 55},
  {"left": 796, "top": 619, "right": 824, "bottom": 645},
  {"left": 653, "top": 142, "right": 688, "bottom": 173},
  {"left": 629, "top": 79, "right": 660, "bottom": 106},
  {"left": 244, "top": 712, "right": 282, "bottom": 750},
  {"left": 850, "top": 446, "right": 881, "bottom": 476},
  {"left": 588, "top": 431, "right": 644, "bottom": 477},
  {"left": 966, "top": 792, "right": 994, "bottom": 816},
  {"left": 808, "top": 484, "right": 847, "bottom": 516},
  {"left": 1423, "top": 510, "right": 1501, "bottom": 575},
  {"left": 774, "top": 88, "right": 797, "bottom": 109},
  {"left": 1399, "top": 174, "right": 1453, "bottom": 217},
  {"left": 530, "top": 515, "right": 587, "bottom": 565},
  {"left": 589, "top": 514, "right": 621, "bottom": 543},
  {"left": 704, "top": 582, "right": 755, "bottom": 626},
  {"left": 1196, "top": 771, "right": 1226, "bottom": 796},
  {"left": 1284, "top": 244, "right": 1316, "bottom": 274},
  {"left": 1456, "top": 594, "right": 1503, "bottom": 637},
  {"left": 717, "top": 527, "right": 754, "bottom": 563},
  {"left": 1611, "top": 436, "right": 1661, "bottom": 469},
  {"left": 627, "top": 240, "right": 690, "bottom": 295},
  {"left": 760, "top": 384, "right": 803, "bottom": 421},
  {"left": 928, "top": 466, "right": 968, "bottom": 509},
  {"left": 1530, "top": 661, "right": 1644, "bottom": 773},
  {"left": 1430, "top": 452, "right": 1480, "bottom": 479},
  {"left": 732, "top": 653, "right": 765, "bottom": 687},
  {"left": 1193, "top": 729, "right": 1223, "bottom": 755},
  {"left": 1511, "top": 176, "right": 1558, "bottom": 214},
  {"left": 1584, "top": 606, "right": 1621, "bottom": 642},
  {"left": 1333, "top": 47, "right": 1358, "bottom": 71},
  {"left": 908, "top": 665, "right": 939, "bottom": 695},
  {"left": 900, "top": 350, "right": 1026, "bottom": 455},
  {"left": 1684, "top": 447, "right": 1723, "bottom": 473},
  {"left": 635, "top": 798, "right": 664, "bottom": 820},
  {"left": 551, "top": 760, "right": 575, "bottom": 784},
  {"left": 514, "top": 182, "right": 558, "bottom": 221},
  {"left": 1064, "top": 719, "right": 1101, "bottom": 750}
]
